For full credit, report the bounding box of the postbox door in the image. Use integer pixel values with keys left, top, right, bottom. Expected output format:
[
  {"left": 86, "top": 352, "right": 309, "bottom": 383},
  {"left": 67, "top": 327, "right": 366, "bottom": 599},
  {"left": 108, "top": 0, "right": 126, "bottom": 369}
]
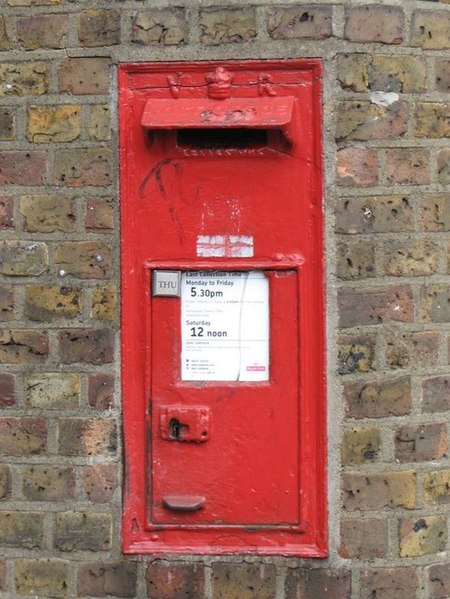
[{"left": 149, "top": 268, "right": 300, "bottom": 525}]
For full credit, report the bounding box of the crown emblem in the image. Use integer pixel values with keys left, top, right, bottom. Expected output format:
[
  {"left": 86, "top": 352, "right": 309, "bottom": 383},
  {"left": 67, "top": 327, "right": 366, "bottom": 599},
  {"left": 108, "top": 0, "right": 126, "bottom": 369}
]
[{"left": 206, "top": 67, "right": 233, "bottom": 99}]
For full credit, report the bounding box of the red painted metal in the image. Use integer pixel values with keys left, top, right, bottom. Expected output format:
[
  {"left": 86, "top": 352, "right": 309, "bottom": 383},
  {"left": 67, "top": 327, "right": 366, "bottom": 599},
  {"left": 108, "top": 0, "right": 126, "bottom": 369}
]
[
  {"left": 119, "top": 60, "right": 326, "bottom": 556},
  {"left": 141, "top": 97, "right": 295, "bottom": 137}
]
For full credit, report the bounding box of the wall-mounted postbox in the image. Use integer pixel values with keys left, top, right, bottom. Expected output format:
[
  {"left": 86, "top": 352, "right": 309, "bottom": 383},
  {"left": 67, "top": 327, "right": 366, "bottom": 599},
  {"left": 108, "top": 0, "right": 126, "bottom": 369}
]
[{"left": 119, "top": 60, "right": 326, "bottom": 556}]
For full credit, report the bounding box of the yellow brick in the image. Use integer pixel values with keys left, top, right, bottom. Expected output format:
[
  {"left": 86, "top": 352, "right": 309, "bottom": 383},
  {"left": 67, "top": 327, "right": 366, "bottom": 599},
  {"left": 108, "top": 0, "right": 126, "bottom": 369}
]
[{"left": 27, "top": 105, "right": 81, "bottom": 143}]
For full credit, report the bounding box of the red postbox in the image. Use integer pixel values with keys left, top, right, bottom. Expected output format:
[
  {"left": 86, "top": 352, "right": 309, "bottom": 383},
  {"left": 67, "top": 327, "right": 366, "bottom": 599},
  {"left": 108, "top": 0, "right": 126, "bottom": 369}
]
[{"left": 119, "top": 60, "right": 326, "bottom": 556}]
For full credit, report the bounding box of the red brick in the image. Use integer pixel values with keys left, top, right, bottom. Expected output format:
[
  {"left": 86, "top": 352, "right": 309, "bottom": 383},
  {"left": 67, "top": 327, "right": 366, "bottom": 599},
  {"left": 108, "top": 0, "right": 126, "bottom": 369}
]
[
  {"left": 146, "top": 561, "right": 205, "bottom": 599},
  {"left": 337, "top": 54, "right": 369, "bottom": 92},
  {"left": 395, "top": 422, "right": 447, "bottom": 462},
  {"left": 0, "top": 285, "right": 14, "bottom": 321},
  {"left": 0, "top": 465, "right": 11, "bottom": 499},
  {"left": 0, "top": 240, "right": 48, "bottom": 276},
  {"left": 399, "top": 516, "right": 447, "bottom": 557},
  {"left": 428, "top": 563, "right": 450, "bottom": 599},
  {"left": 369, "top": 56, "right": 427, "bottom": 94},
  {"left": 132, "top": 8, "right": 187, "bottom": 46},
  {"left": 436, "top": 156, "right": 450, "bottom": 192},
  {"left": 285, "top": 569, "right": 351, "bottom": 599},
  {"left": 423, "top": 376, "right": 450, "bottom": 412},
  {"left": 385, "top": 149, "right": 430, "bottom": 185},
  {"left": 337, "top": 240, "right": 375, "bottom": 280},
  {"left": 336, "top": 100, "right": 407, "bottom": 141},
  {"left": 411, "top": 10, "right": 450, "bottom": 50},
  {"left": 88, "top": 373, "right": 114, "bottom": 409},
  {"left": 0, "top": 108, "right": 15, "bottom": 140},
  {"left": 17, "top": 14, "right": 68, "bottom": 49},
  {"left": 14, "top": 559, "right": 68, "bottom": 598},
  {"left": 53, "top": 148, "right": 112, "bottom": 187},
  {"left": 0, "top": 417, "right": 46, "bottom": 456},
  {"left": 424, "top": 470, "right": 450, "bottom": 506},
  {"left": 340, "top": 518, "right": 388, "bottom": 559},
  {"left": 419, "top": 194, "right": 450, "bottom": 232},
  {"left": 420, "top": 285, "right": 450, "bottom": 323},
  {"left": 25, "top": 372, "right": 80, "bottom": 410},
  {"left": 0, "top": 512, "right": 44, "bottom": 549},
  {"left": 343, "top": 471, "right": 416, "bottom": 511},
  {"left": 0, "top": 62, "right": 48, "bottom": 96},
  {"left": 336, "top": 195, "right": 414, "bottom": 235},
  {"left": 0, "top": 559, "right": 5, "bottom": 590},
  {"left": 27, "top": 105, "right": 81, "bottom": 144},
  {"left": 360, "top": 568, "right": 419, "bottom": 599},
  {"left": 345, "top": 377, "right": 411, "bottom": 418},
  {"left": 436, "top": 60, "right": 450, "bottom": 92},
  {"left": 78, "top": 562, "right": 137, "bottom": 598},
  {"left": 88, "top": 106, "right": 110, "bottom": 141},
  {"left": 0, "top": 372, "right": 15, "bottom": 407},
  {"left": 386, "top": 331, "right": 439, "bottom": 370},
  {"left": 0, "top": 151, "right": 47, "bottom": 185},
  {"left": 55, "top": 511, "right": 111, "bottom": 552},
  {"left": 90, "top": 285, "right": 115, "bottom": 321},
  {"left": 414, "top": 103, "right": 450, "bottom": 138},
  {"left": 337, "top": 147, "right": 378, "bottom": 187},
  {"left": 25, "top": 285, "right": 81, "bottom": 321},
  {"left": 383, "top": 239, "right": 439, "bottom": 277},
  {"left": 83, "top": 464, "right": 117, "bottom": 503},
  {"left": 344, "top": 6, "right": 404, "bottom": 44},
  {"left": 338, "top": 334, "right": 375, "bottom": 375},
  {"left": 58, "top": 418, "right": 117, "bottom": 456},
  {"left": 267, "top": 6, "right": 332, "bottom": 40},
  {"left": 85, "top": 197, "right": 113, "bottom": 231},
  {"left": 54, "top": 241, "right": 111, "bottom": 279},
  {"left": 0, "top": 16, "right": 10, "bottom": 50},
  {"left": 58, "top": 58, "right": 110, "bottom": 95},
  {"left": 338, "top": 286, "right": 413, "bottom": 327},
  {"left": 342, "top": 426, "right": 380, "bottom": 465},
  {"left": 8, "top": 0, "right": 61, "bottom": 5},
  {"left": 59, "top": 329, "right": 114, "bottom": 364},
  {"left": 20, "top": 194, "right": 76, "bottom": 233},
  {"left": 78, "top": 9, "right": 120, "bottom": 47},
  {"left": 0, "top": 330, "right": 48, "bottom": 364},
  {"left": 199, "top": 8, "right": 256, "bottom": 45},
  {"left": 438, "top": 149, "right": 450, "bottom": 184},
  {"left": 22, "top": 466, "right": 75, "bottom": 501},
  {"left": 0, "top": 196, "right": 13, "bottom": 229}
]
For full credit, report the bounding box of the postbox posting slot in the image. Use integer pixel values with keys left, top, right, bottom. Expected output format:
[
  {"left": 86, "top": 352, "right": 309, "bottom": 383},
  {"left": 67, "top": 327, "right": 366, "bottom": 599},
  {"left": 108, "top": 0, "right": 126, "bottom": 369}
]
[
  {"left": 141, "top": 96, "right": 295, "bottom": 145},
  {"left": 176, "top": 128, "right": 268, "bottom": 150}
]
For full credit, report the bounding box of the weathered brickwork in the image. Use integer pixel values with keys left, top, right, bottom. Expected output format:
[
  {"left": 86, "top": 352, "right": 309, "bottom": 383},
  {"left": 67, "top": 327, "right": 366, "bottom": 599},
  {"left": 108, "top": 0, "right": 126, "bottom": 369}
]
[
  {"left": 334, "top": 5, "right": 450, "bottom": 597},
  {"left": 0, "top": 1, "right": 449, "bottom": 598}
]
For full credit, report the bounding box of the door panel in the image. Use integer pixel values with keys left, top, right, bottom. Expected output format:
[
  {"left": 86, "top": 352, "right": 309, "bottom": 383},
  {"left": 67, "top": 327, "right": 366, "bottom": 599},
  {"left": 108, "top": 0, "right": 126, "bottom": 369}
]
[{"left": 149, "top": 269, "right": 299, "bottom": 525}]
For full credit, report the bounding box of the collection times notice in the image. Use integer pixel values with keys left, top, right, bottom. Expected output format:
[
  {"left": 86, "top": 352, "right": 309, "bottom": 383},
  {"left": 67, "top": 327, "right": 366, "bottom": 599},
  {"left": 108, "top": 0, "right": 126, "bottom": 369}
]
[{"left": 181, "top": 271, "right": 269, "bottom": 381}]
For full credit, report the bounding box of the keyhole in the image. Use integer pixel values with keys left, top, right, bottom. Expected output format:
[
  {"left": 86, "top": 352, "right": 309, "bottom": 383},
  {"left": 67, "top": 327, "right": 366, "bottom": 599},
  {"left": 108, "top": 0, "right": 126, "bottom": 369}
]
[{"left": 169, "top": 418, "right": 183, "bottom": 440}]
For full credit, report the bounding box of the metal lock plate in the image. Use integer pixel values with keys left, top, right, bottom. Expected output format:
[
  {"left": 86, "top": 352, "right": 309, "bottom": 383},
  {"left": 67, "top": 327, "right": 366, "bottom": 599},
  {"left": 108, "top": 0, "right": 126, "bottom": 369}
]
[{"left": 160, "top": 406, "right": 210, "bottom": 443}]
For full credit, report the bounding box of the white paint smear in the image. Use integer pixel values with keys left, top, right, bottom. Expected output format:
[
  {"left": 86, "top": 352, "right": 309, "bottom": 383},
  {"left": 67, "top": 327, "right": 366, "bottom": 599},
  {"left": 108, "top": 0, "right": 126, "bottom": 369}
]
[
  {"left": 196, "top": 235, "right": 254, "bottom": 257},
  {"left": 370, "top": 91, "right": 399, "bottom": 107}
]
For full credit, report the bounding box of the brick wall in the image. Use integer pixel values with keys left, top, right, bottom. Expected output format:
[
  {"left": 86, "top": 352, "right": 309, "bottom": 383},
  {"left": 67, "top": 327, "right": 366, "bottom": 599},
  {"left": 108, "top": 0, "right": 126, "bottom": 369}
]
[{"left": 1, "top": 1, "right": 450, "bottom": 597}]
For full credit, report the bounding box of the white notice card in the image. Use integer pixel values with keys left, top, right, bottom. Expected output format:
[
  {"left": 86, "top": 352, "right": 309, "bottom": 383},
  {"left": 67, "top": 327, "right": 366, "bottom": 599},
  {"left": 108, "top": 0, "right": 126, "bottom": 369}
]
[{"left": 181, "top": 271, "right": 269, "bottom": 381}]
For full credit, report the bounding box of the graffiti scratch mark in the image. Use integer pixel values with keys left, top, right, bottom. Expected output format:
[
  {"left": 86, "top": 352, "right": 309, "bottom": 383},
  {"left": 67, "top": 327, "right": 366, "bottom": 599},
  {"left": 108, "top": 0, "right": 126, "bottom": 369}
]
[{"left": 139, "top": 159, "right": 184, "bottom": 243}]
